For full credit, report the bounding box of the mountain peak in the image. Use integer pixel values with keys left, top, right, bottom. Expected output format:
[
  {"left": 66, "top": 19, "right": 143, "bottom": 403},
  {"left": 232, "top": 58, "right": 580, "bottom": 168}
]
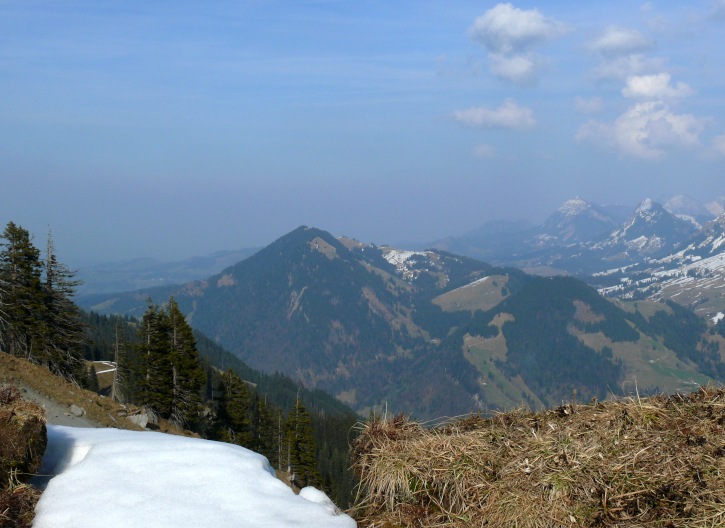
[
  {"left": 558, "top": 196, "right": 590, "bottom": 216},
  {"left": 636, "top": 198, "right": 656, "bottom": 213}
]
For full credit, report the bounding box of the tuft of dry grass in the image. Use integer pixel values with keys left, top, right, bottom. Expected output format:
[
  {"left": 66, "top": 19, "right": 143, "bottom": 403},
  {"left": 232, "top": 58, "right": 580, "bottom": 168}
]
[
  {"left": 351, "top": 388, "right": 725, "bottom": 527},
  {"left": 0, "top": 385, "right": 46, "bottom": 528},
  {"left": 0, "top": 474, "right": 41, "bottom": 528}
]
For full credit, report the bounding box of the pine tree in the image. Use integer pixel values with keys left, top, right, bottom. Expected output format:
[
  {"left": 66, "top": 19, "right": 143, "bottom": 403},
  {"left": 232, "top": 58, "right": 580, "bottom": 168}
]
[
  {"left": 137, "top": 303, "right": 173, "bottom": 417},
  {"left": 0, "top": 222, "right": 45, "bottom": 360},
  {"left": 167, "top": 298, "right": 206, "bottom": 428},
  {"left": 253, "top": 393, "right": 280, "bottom": 466},
  {"left": 285, "top": 396, "right": 321, "bottom": 488},
  {"left": 41, "top": 230, "right": 85, "bottom": 381},
  {"left": 216, "top": 369, "right": 253, "bottom": 445},
  {"left": 135, "top": 299, "right": 206, "bottom": 426}
]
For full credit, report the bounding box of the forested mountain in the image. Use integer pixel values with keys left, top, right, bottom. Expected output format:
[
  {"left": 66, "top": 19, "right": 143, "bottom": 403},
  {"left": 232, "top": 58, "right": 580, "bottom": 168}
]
[{"left": 79, "top": 226, "right": 725, "bottom": 419}]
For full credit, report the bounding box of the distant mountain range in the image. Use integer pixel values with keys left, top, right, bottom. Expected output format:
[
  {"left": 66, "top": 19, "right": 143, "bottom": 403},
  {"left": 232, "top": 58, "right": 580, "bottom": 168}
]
[
  {"left": 78, "top": 225, "right": 725, "bottom": 419},
  {"left": 430, "top": 195, "right": 725, "bottom": 319}
]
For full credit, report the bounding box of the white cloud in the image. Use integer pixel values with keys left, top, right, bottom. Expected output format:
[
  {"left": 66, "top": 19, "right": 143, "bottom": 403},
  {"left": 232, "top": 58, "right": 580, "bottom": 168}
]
[
  {"left": 622, "top": 73, "right": 694, "bottom": 100},
  {"left": 473, "top": 143, "right": 497, "bottom": 158},
  {"left": 488, "top": 52, "right": 540, "bottom": 84},
  {"left": 468, "top": 3, "right": 567, "bottom": 84},
  {"left": 575, "top": 96, "right": 604, "bottom": 114},
  {"left": 586, "top": 25, "right": 662, "bottom": 82},
  {"left": 590, "top": 54, "right": 666, "bottom": 82},
  {"left": 452, "top": 99, "right": 536, "bottom": 129},
  {"left": 576, "top": 101, "right": 708, "bottom": 159},
  {"left": 469, "top": 3, "right": 568, "bottom": 54},
  {"left": 588, "top": 26, "right": 653, "bottom": 57}
]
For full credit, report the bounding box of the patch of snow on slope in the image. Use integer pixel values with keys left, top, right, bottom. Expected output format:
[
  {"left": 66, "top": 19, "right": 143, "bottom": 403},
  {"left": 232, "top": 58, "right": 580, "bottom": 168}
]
[
  {"left": 558, "top": 197, "right": 588, "bottom": 216},
  {"left": 383, "top": 249, "right": 425, "bottom": 268},
  {"left": 713, "top": 312, "right": 724, "bottom": 323},
  {"left": 712, "top": 235, "right": 725, "bottom": 252},
  {"left": 463, "top": 276, "right": 489, "bottom": 289},
  {"left": 33, "top": 426, "right": 356, "bottom": 528}
]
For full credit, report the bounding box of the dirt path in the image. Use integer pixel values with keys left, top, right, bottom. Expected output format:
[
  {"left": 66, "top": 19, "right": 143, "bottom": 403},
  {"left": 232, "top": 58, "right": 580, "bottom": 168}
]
[{"left": 0, "top": 380, "right": 101, "bottom": 427}]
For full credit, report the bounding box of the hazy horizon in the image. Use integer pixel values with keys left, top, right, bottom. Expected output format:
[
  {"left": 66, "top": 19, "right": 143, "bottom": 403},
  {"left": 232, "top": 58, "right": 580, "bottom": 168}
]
[{"left": 2, "top": 1, "right": 724, "bottom": 266}]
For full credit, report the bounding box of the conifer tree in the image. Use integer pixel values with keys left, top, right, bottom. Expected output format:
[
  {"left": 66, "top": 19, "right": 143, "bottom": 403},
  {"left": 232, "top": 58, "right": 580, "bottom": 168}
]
[
  {"left": 252, "top": 394, "right": 280, "bottom": 467},
  {"left": 41, "top": 230, "right": 85, "bottom": 380},
  {"left": 285, "top": 396, "right": 321, "bottom": 488},
  {"left": 135, "top": 299, "right": 206, "bottom": 426},
  {"left": 137, "top": 303, "right": 174, "bottom": 417},
  {"left": 167, "top": 298, "right": 205, "bottom": 428},
  {"left": 0, "top": 222, "right": 45, "bottom": 360},
  {"left": 216, "top": 369, "right": 253, "bottom": 445}
]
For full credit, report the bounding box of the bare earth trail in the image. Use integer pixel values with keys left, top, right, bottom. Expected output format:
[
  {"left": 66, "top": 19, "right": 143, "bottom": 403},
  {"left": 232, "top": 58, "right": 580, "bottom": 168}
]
[{"left": 0, "top": 380, "right": 101, "bottom": 427}]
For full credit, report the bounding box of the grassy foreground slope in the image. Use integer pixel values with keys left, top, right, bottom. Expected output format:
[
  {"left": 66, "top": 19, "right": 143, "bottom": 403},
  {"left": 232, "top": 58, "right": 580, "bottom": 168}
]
[{"left": 351, "top": 387, "right": 725, "bottom": 527}]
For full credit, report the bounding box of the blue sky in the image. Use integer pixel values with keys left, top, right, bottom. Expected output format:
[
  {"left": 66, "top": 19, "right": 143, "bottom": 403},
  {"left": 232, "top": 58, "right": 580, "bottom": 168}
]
[{"left": 1, "top": 1, "right": 724, "bottom": 265}]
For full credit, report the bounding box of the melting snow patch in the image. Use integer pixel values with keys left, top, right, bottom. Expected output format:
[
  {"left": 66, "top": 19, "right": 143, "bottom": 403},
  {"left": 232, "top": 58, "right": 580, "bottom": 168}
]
[
  {"left": 33, "top": 426, "right": 356, "bottom": 528},
  {"left": 714, "top": 312, "right": 724, "bottom": 323}
]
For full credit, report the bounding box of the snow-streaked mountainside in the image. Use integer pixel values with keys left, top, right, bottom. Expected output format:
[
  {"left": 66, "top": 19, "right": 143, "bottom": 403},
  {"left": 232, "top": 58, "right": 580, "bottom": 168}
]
[
  {"left": 33, "top": 426, "right": 356, "bottom": 528},
  {"left": 429, "top": 196, "right": 716, "bottom": 274},
  {"left": 595, "top": 213, "right": 725, "bottom": 318},
  {"left": 594, "top": 199, "right": 697, "bottom": 256}
]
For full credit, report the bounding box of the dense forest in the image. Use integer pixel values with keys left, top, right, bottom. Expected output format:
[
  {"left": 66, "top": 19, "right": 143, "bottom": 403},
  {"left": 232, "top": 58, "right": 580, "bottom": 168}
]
[{"left": 0, "top": 221, "right": 358, "bottom": 507}]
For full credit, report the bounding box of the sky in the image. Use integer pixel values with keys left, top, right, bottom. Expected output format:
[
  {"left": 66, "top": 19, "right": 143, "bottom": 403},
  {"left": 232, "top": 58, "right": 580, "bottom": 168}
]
[
  {"left": 1, "top": 1, "right": 724, "bottom": 265},
  {"left": 33, "top": 425, "right": 356, "bottom": 528}
]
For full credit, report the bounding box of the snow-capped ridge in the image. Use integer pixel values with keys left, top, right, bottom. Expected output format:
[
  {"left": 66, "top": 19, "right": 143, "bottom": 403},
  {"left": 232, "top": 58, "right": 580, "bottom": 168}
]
[
  {"left": 558, "top": 196, "right": 590, "bottom": 216},
  {"left": 636, "top": 198, "right": 655, "bottom": 213}
]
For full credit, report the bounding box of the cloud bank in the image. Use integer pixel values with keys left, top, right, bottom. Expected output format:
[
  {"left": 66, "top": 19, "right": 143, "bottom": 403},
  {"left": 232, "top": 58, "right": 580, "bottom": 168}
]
[{"left": 577, "top": 101, "right": 708, "bottom": 159}]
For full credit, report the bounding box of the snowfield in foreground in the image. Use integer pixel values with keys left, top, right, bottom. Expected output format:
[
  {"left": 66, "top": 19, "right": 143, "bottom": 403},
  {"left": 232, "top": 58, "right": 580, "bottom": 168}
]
[{"left": 33, "top": 426, "right": 356, "bottom": 528}]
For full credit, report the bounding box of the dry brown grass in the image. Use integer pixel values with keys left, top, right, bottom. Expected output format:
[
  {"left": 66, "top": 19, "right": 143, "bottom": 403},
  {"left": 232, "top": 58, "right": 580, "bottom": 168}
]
[
  {"left": 351, "top": 388, "right": 725, "bottom": 527},
  {"left": 0, "top": 386, "right": 45, "bottom": 528},
  {"left": 0, "top": 478, "right": 41, "bottom": 528}
]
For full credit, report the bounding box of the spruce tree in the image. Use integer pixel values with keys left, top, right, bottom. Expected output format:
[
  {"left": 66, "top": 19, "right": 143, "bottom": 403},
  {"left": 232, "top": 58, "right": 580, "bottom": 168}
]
[
  {"left": 285, "top": 396, "right": 321, "bottom": 488},
  {"left": 167, "top": 298, "right": 206, "bottom": 428},
  {"left": 137, "top": 303, "right": 174, "bottom": 418},
  {"left": 0, "top": 222, "right": 45, "bottom": 361},
  {"left": 216, "top": 369, "right": 253, "bottom": 445},
  {"left": 253, "top": 394, "right": 280, "bottom": 466},
  {"left": 42, "top": 230, "right": 85, "bottom": 380}
]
